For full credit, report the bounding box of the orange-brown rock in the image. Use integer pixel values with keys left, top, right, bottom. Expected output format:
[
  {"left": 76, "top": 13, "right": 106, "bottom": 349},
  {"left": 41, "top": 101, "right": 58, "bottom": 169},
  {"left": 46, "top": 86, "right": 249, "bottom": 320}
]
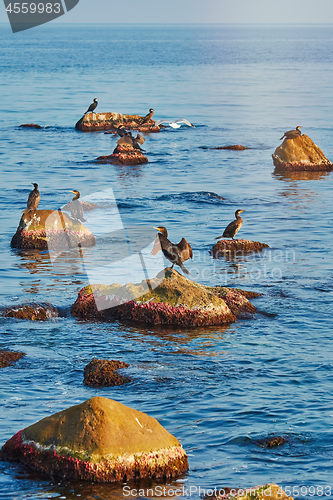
[
  {"left": 96, "top": 144, "right": 148, "bottom": 165},
  {"left": 75, "top": 112, "right": 160, "bottom": 133},
  {"left": 11, "top": 210, "right": 96, "bottom": 250},
  {"left": 272, "top": 134, "right": 332, "bottom": 171},
  {"left": 211, "top": 239, "right": 269, "bottom": 258},
  {"left": 70, "top": 268, "right": 258, "bottom": 327},
  {"left": 0, "top": 350, "right": 25, "bottom": 368},
  {"left": 19, "top": 123, "right": 42, "bottom": 129},
  {"left": 203, "top": 484, "right": 294, "bottom": 500},
  {"left": 211, "top": 145, "right": 249, "bottom": 150},
  {"left": 0, "top": 396, "right": 188, "bottom": 483},
  {"left": 2, "top": 302, "right": 59, "bottom": 321},
  {"left": 83, "top": 359, "right": 130, "bottom": 387},
  {"left": 255, "top": 435, "right": 288, "bottom": 448}
]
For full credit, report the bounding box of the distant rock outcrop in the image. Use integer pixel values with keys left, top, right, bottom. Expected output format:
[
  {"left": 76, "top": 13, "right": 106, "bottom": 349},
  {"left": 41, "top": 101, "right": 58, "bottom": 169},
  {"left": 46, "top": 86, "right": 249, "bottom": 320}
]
[
  {"left": 75, "top": 112, "right": 160, "bottom": 133},
  {"left": 11, "top": 210, "right": 96, "bottom": 250},
  {"left": 96, "top": 144, "right": 148, "bottom": 165},
  {"left": 19, "top": 124, "right": 42, "bottom": 129},
  {"left": 211, "top": 145, "right": 249, "bottom": 150},
  {"left": 0, "top": 396, "right": 188, "bottom": 483},
  {"left": 272, "top": 134, "right": 332, "bottom": 171},
  {"left": 71, "top": 267, "right": 257, "bottom": 327}
]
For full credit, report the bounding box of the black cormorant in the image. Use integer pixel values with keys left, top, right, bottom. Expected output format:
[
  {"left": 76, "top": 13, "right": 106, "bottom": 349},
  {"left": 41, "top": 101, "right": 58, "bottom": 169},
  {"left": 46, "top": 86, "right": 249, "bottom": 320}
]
[
  {"left": 69, "top": 190, "right": 86, "bottom": 222},
  {"left": 152, "top": 226, "right": 192, "bottom": 275},
  {"left": 85, "top": 98, "right": 98, "bottom": 114},
  {"left": 26, "top": 183, "right": 40, "bottom": 211},
  {"left": 141, "top": 108, "right": 154, "bottom": 125},
  {"left": 280, "top": 126, "right": 302, "bottom": 141},
  {"left": 216, "top": 210, "right": 245, "bottom": 240}
]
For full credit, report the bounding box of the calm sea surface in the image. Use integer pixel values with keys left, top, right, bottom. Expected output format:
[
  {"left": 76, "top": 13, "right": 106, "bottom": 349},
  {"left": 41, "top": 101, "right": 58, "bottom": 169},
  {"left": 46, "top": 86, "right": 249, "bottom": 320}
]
[{"left": 1, "top": 23, "right": 333, "bottom": 500}]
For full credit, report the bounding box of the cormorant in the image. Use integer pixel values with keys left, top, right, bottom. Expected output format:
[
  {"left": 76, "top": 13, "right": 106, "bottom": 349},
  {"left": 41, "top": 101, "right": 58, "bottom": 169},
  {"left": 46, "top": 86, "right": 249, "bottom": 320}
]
[
  {"left": 141, "top": 108, "right": 154, "bottom": 125},
  {"left": 215, "top": 210, "right": 245, "bottom": 240},
  {"left": 26, "top": 183, "right": 40, "bottom": 211},
  {"left": 280, "top": 126, "right": 302, "bottom": 141},
  {"left": 154, "top": 118, "right": 195, "bottom": 129},
  {"left": 117, "top": 129, "right": 146, "bottom": 151},
  {"left": 85, "top": 98, "right": 98, "bottom": 114},
  {"left": 69, "top": 190, "right": 86, "bottom": 222},
  {"left": 152, "top": 226, "right": 193, "bottom": 275}
]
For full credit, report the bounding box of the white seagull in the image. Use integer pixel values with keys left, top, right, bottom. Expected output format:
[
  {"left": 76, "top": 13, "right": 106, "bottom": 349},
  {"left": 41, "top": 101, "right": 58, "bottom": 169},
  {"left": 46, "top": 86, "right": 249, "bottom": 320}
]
[{"left": 155, "top": 118, "right": 195, "bottom": 129}]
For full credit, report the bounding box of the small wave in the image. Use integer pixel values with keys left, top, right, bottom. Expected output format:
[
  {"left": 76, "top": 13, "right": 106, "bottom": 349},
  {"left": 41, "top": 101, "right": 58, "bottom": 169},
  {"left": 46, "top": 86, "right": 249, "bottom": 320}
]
[{"left": 155, "top": 191, "right": 226, "bottom": 204}]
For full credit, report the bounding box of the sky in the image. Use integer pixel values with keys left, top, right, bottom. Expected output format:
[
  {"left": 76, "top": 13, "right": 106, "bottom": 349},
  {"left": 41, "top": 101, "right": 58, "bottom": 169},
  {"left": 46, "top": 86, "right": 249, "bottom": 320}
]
[{"left": 1, "top": 0, "right": 333, "bottom": 25}]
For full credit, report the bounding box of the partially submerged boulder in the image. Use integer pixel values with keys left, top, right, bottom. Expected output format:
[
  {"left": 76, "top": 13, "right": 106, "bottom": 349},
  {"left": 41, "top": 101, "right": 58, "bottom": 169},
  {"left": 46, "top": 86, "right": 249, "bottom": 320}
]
[
  {"left": 96, "top": 144, "right": 148, "bottom": 165},
  {"left": 211, "top": 145, "right": 249, "bottom": 150},
  {"left": 0, "top": 396, "right": 188, "bottom": 483},
  {"left": 83, "top": 359, "right": 131, "bottom": 387},
  {"left": 203, "top": 484, "right": 293, "bottom": 500},
  {"left": 71, "top": 268, "right": 257, "bottom": 327},
  {"left": 272, "top": 134, "right": 333, "bottom": 171},
  {"left": 0, "top": 350, "right": 25, "bottom": 368},
  {"left": 75, "top": 112, "right": 160, "bottom": 133},
  {"left": 2, "top": 302, "right": 59, "bottom": 321},
  {"left": 211, "top": 239, "right": 269, "bottom": 258},
  {"left": 11, "top": 210, "right": 96, "bottom": 250},
  {"left": 19, "top": 123, "right": 42, "bottom": 129}
]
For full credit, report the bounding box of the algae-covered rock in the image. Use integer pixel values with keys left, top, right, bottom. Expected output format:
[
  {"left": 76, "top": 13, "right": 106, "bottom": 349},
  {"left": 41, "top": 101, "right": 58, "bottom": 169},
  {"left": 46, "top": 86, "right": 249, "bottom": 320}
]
[
  {"left": 211, "top": 239, "right": 269, "bottom": 258},
  {"left": 272, "top": 134, "right": 332, "bottom": 171},
  {"left": 0, "top": 350, "right": 25, "bottom": 368},
  {"left": 70, "top": 268, "right": 258, "bottom": 327},
  {"left": 75, "top": 112, "right": 160, "bottom": 133},
  {"left": 2, "top": 302, "right": 59, "bottom": 321},
  {"left": 203, "top": 484, "right": 293, "bottom": 500},
  {"left": 211, "top": 145, "right": 249, "bottom": 150},
  {"left": 0, "top": 396, "right": 188, "bottom": 483},
  {"left": 11, "top": 210, "right": 96, "bottom": 250},
  {"left": 96, "top": 144, "right": 148, "bottom": 165},
  {"left": 83, "top": 359, "right": 131, "bottom": 387}
]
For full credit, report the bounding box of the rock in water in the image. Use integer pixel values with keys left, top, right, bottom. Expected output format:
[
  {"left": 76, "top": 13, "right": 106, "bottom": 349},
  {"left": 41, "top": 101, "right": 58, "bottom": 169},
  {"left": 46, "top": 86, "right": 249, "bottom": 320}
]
[
  {"left": 75, "top": 112, "right": 160, "bottom": 133},
  {"left": 211, "top": 239, "right": 269, "bottom": 258},
  {"left": 96, "top": 143, "right": 148, "bottom": 165},
  {"left": 11, "top": 210, "right": 96, "bottom": 250},
  {"left": 202, "top": 484, "right": 294, "bottom": 500},
  {"left": 70, "top": 267, "right": 258, "bottom": 327},
  {"left": 272, "top": 134, "right": 332, "bottom": 171},
  {"left": 0, "top": 396, "right": 189, "bottom": 483}
]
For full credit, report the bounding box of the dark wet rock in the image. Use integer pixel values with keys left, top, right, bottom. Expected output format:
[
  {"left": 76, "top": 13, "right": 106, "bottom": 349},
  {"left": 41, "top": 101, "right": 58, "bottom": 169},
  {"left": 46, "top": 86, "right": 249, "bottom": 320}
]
[
  {"left": 203, "top": 484, "right": 294, "bottom": 500},
  {"left": 62, "top": 200, "right": 98, "bottom": 213},
  {"left": 11, "top": 209, "right": 96, "bottom": 250},
  {"left": 83, "top": 359, "right": 130, "bottom": 387},
  {"left": 255, "top": 436, "right": 288, "bottom": 448},
  {"left": 75, "top": 111, "right": 160, "bottom": 133},
  {"left": 0, "top": 350, "right": 25, "bottom": 368},
  {"left": 272, "top": 134, "right": 332, "bottom": 171},
  {"left": 0, "top": 396, "right": 188, "bottom": 483},
  {"left": 19, "top": 124, "right": 42, "bottom": 129},
  {"left": 211, "top": 145, "right": 249, "bottom": 150},
  {"left": 70, "top": 267, "right": 258, "bottom": 327},
  {"left": 2, "top": 302, "right": 59, "bottom": 321},
  {"left": 96, "top": 144, "right": 148, "bottom": 165},
  {"left": 211, "top": 239, "right": 269, "bottom": 258}
]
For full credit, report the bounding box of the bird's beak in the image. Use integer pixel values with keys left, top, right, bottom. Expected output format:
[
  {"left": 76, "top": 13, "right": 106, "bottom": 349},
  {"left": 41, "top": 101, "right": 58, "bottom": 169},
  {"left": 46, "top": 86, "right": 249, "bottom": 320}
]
[{"left": 153, "top": 226, "right": 159, "bottom": 230}]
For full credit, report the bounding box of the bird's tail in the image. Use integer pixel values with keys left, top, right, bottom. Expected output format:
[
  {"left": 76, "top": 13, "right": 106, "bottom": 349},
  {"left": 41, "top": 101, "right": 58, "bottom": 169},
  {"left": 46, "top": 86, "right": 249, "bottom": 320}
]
[
  {"left": 215, "top": 235, "right": 223, "bottom": 240},
  {"left": 179, "top": 262, "right": 190, "bottom": 275},
  {"left": 279, "top": 135, "right": 284, "bottom": 140}
]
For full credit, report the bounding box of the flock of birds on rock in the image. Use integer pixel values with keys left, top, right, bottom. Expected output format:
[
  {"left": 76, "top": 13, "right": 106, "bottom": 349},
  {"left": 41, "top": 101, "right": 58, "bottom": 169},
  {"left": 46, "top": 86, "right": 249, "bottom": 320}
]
[{"left": 23, "top": 115, "right": 303, "bottom": 275}]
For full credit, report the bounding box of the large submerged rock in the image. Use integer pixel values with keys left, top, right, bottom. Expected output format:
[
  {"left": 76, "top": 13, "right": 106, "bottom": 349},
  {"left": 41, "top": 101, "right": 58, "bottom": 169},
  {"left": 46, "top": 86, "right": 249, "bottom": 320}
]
[
  {"left": 96, "top": 144, "right": 148, "bottom": 165},
  {"left": 71, "top": 268, "right": 257, "bottom": 327},
  {"left": 0, "top": 396, "right": 188, "bottom": 483},
  {"left": 272, "top": 134, "right": 333, "bottom": 171},
  {"left": 75, "top": 112, "right": 160, "bottom": 133},
  {"left": 2, "top": 302, "right": 59, "bottom": 321},
  {"left": 11, "top": 210, "right": 96, "bottom": 250}
]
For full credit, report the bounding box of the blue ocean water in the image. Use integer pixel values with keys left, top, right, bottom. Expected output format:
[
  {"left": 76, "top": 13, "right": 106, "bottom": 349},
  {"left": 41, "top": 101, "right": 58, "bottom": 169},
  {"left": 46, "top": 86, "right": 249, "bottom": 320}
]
[{"left": 1, "top": 23, "right": 333, "bottom": 499}]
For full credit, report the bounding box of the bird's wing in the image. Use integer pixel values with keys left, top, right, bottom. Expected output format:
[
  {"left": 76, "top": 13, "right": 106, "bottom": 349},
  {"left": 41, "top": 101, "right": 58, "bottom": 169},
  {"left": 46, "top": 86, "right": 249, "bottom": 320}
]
[
  {"left": 177, "top": 119, "right": 195, "bottom": 127},
  {"left": 177, "top": 238, "right": 193, "bottom": 259},
  {"left": 154, "top": 119, "right": 165, "bottom": 127},
  {"left": 151, "top": 235, "right": 162, "bottom": 256},
  {"left": 117, "top": 136, "right": 133, "bottom": 146},
  {"left": 135, "top": 134, "right": 145, "bottom": 145}
]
